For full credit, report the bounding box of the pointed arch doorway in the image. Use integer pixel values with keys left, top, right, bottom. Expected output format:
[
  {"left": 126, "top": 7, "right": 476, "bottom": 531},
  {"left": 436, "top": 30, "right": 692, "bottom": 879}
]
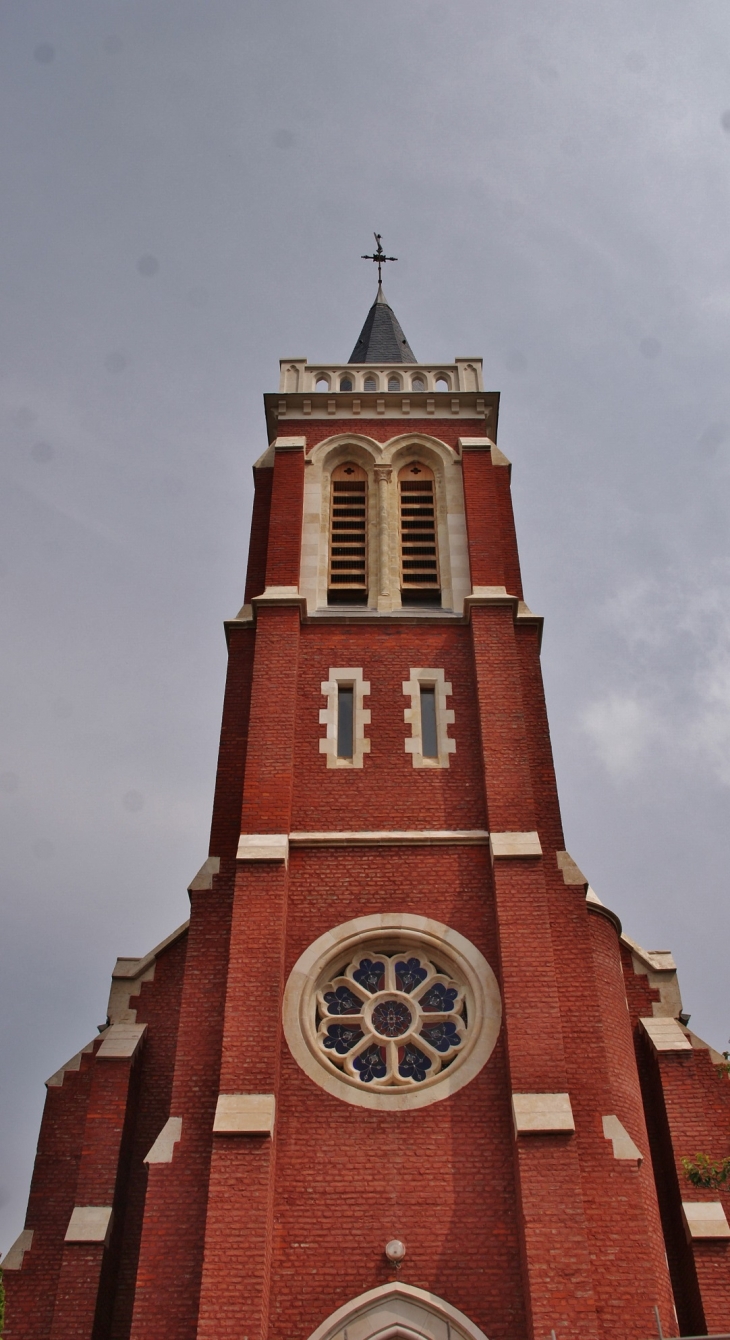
[{"left": 306, "top": 1282, "right": 489, "bottom": 1340}]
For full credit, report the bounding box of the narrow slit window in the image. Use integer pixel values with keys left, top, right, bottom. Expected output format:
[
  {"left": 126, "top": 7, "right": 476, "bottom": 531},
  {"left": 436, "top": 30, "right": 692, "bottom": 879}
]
[
  {"left": 337, "top": 686, "right": 354, "bottom": 758},
  {"left": 398, "top": 462, "right": 441, "bottom": 606},
  {"left": 420, "top": 686, "right": 438, "bottom": 758},
  {"left": 328, "top": 461, "right": 368, "bottom": 606}
]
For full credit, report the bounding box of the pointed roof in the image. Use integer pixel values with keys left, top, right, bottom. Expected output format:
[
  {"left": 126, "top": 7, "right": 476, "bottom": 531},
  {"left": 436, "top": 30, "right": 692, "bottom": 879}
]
[{"left": 348, "top": 284, "right": 417, "bottom": 364}]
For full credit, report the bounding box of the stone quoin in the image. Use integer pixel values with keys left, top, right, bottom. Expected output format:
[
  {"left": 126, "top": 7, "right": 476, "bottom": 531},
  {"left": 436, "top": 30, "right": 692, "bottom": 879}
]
[{"left": 3, "top": 282, "right": 729, "bottom": 1340}]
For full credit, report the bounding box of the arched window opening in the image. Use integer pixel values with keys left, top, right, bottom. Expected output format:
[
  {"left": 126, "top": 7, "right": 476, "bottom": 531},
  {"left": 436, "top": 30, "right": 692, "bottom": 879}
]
[
  {"left": 398, "top": 463, "right": 440, "bottom": 606},
  {"left": 328, "top": 462, "right": 368, "bottom": 606},
  {"left": 435, "top": 374, "right": 450, "bottom": 390},
  {"left": 340, "top": 377, "right": 353, "bottom": 391},
  {"left": 411, "top": 375, "right": 425, "bottom": 391},
  {"left": 364, "top": 374, "right": 377, "bottom": 391},
  {"left": 388, "top": 375, "right": 401, "bottom": 391},
  {"left": 316, "top": 375, "right": 330, "bottom": 391}
]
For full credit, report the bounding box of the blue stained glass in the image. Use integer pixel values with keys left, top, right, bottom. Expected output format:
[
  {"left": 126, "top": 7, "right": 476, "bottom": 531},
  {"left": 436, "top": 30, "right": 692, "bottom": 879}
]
[
  {"left": 395, "top": 958, "right": 427, "bottom": 993},
  {"left": 353, "top": 1044, "right": 387, "bottom": 1083},
  {"left": 420, "top": 982, "right": 458, "bottom": 1012},
  {"left": 398, "top": 1044, "right": 432, "bottom": 1083},
  {"left": 353, "top": 959, "right": 385, "bottom": 993},
  {"left": 324, "top": 985, "right": 362, "bottom": 1015},
  {"left": 323, "top": 1024, "right": 364, "bottom": 1055},
  {"left": 420, "top": 1021, "right": 462, "bottom": 1053}
]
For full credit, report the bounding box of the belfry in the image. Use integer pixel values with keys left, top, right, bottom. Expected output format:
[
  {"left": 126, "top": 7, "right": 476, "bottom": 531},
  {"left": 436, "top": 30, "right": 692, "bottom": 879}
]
[{"left": 3, "top": 270, "right": 730, "bottom": 1340}]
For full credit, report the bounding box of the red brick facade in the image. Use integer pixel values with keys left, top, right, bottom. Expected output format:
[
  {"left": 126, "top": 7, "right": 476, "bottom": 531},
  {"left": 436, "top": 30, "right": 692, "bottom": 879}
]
[{"left": 3, "top": 358, "right": 728, "bottom": 1340}]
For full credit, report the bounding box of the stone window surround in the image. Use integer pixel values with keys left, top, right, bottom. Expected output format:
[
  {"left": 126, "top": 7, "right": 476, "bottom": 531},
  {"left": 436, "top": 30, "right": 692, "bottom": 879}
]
[
  {"left": 300, "top": 433, "right": 470, "bottom": 616},
  {"left": 403, "top": 667, "right": 455, "bottom": 769},
  {"left": 282, "top": 912, "right": 502, "bottom": 1112},
  {"left": 319, "top": 667, "right": 371, "bottom": 769}
]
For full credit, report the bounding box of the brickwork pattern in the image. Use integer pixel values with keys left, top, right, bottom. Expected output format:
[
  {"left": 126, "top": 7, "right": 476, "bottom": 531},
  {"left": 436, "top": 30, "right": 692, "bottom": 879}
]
[
  {"left": 7, "top": 399, "right": 730, "bottom": 1340},
  {"left": 208, "top": 625, "right": 256, "bottom": 860}
]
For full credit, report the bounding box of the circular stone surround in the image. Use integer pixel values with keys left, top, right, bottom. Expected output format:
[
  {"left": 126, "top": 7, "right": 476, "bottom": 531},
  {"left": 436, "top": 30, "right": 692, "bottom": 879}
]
[{"left": 283, "top": 913, "right": 502, "bottom": 1112}]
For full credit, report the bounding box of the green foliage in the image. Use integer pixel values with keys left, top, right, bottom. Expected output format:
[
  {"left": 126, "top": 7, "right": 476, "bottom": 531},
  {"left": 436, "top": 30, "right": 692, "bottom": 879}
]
[{"left": 682, "top": 1153, "right": 730, "bottom": 1190}]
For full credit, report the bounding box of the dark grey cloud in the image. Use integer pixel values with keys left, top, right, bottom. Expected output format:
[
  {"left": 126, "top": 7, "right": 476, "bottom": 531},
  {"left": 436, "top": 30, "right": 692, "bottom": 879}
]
[{"left": 3, "top": 0, "right": 730, "bottom": 1251}]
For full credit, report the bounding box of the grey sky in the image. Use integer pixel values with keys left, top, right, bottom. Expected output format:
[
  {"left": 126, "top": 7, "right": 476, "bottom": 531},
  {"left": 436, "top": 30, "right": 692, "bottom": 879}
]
[{"left": 2, "top": 0, "right": 730, "bottom": 1250}]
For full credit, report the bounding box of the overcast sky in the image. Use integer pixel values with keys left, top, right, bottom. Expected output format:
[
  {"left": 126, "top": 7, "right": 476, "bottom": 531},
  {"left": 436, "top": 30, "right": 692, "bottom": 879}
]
[{"left": 2, "top": 0, "right": 730, "bottom": 1252}]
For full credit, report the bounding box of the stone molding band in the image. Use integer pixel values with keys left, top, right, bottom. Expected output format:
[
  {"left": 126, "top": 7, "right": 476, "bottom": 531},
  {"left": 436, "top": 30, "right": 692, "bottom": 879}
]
[{"left": 236, "top": 831, "right": 492, "bottom": 858}]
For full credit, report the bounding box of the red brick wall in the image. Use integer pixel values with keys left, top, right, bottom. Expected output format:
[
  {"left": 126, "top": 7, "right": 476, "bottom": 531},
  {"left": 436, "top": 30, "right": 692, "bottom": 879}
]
[
  {"left": 13, "top": 399, "right": 730, "bottom": 1340},
  {"left": 265, "top": 449, "right": 304, "bottom": 589},
  {"left": 209, "top": 625, "right": 256, "bottom": 860},
  {"left": 287, "top": 418, "right": 488, "bottom": 454},
  {"left": 290, "top": 622, "right": 486, "bottom": 834},
  {"left": 492, "top": 462, "right": 523, "bottom": 600},
  {"left": 270, "top": 843, "right": 526, "bottom": 1340},
  {"left": 129, "top": 871, "right": 234, "bottom": 1340},
  {"left": 245, "top": 466, "right": 274, "bottom": 604},
  {"left": 461, "top": 448, "right": 506, "bottom": 589},
  {"left": 109, "top": 932, "right": 188, "bottom": 1339},
  {"left": 3, "top": 1050, "right": 96, "bottom": 1339}
]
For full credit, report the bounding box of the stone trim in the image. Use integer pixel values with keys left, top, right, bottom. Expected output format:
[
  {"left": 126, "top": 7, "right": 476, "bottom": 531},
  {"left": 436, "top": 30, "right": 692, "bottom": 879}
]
[
  {"left": 144, "top": 1116, "right": 182, "bottom": 1164},
  {"left": 640, "top": 1016, "right": 692, "bottom": 1052},
  {"left": 290, "top": 829, "right": 490, "bottom": 847},
  {"left": 213, "top": 1093, "right": 276, "bottom": 1135},
  {"left": 96, "top": 1022, "right": 147, "bottom": 1059},
  {"left": 65, "top": 1206, "right": 113, "bottom": 1245},
  {"left": 46, "top": 1039, "right": 96, "bottom": 1088},
  {"left": 319, "top": 667, "right": 371, "bottom": 769},
  {"left": 585, "top": 887, "right": 623, "bottom": 935},
  {"left": 557, "top": 850, "right": 588, "bottom": 887},
  {"left": 273, "top": 435, "right": 306, "bottom": 450},
  {"left": 463, "top": 587, "right": 543, "bottom": 643},
  {"left": 490, "top": 831, "right": 542, "bottom": 860},
  {"left": 0, "top": 1229, "right": 34, "bottom": 1270},
  {"left": 458, "top": 436, "right": 493, "bottom": 451},
  {"left": 283, "top": 913, "right": 502, "bottom": 1113},
  {"left": 188, "top": 856, "right": 220, "bottom": 892},
  {"left": 682, "top": 1201, "right": 730, "bottom": 1240},
  {"left": 622, "top": 934, "right": 683, "bottom": 1020},
  {"left": 236, "top": 833, "right": 289, "bottom": 863},
  {"left": 108, "top": 921, "right": 190, "bottom": 1025},
  {"left": 251, "top": 586, "right": 307, "bottom": 618},
  {"left": 512, "top": 1092, "right": 575, "bottom": 1134},
  {"left": 280, "top": 359, "right": 485, "bottom": 395},
  {"left": 602, "top": 1114, "right": 643, "bottom": 1164},
  {"left": 402, "top": 667, "right": 455, "bottom": 769},
  {"left": 305, "top": 1281, "right": 489, "bottom": 1340}
]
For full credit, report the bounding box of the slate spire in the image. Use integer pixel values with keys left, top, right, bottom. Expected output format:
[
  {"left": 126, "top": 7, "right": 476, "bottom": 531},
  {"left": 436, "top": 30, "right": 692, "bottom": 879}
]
[{"left": 348, "top": 283, "right": 417, "bottom": 364}]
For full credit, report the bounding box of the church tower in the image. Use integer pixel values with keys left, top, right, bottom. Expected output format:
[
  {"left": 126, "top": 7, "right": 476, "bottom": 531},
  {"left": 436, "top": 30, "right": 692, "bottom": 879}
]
[{"left": 3, "top": 272, "right": 730, "bottom": 1340}]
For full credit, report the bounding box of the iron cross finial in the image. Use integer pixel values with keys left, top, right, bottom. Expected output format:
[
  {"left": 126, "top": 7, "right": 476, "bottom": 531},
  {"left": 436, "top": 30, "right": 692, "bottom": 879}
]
[{"left": 361, "top": 232, "right": 397, "bottom": 283}]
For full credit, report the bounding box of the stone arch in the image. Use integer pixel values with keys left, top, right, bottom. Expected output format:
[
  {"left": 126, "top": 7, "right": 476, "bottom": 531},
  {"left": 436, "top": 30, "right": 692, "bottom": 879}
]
[
  {"left": 306, "top": 1282, "right": 489, "bottom": 1340},
  {"left": 285, "top": 364, "right": 300, "bottom": 392},
  {"left": 380, "top": 436, "right": 462, "bottom": 612},
  {"left": 301, "top": 436, "right": 382, "bottom": 612}
]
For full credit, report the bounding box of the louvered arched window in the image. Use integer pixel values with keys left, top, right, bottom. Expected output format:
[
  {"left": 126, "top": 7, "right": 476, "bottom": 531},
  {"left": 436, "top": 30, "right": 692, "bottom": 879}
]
[
  {"left": 328, "top": 462, "right": 368, "bottom": 606},
  {"left": 399, "top": 463, "right": 441, "bottom": 606}
]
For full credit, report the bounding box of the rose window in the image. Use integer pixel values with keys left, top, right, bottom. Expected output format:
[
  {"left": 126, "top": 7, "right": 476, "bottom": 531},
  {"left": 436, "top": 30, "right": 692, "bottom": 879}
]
[{"left": 316, "top": 951, "right": 467, "bottom": 1088}]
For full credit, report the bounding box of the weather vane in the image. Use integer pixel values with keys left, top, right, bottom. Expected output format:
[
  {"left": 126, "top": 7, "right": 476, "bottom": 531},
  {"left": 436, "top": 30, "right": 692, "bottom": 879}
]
[{"left": 361, "top": 232, "right": 397, "bottom": 283}]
